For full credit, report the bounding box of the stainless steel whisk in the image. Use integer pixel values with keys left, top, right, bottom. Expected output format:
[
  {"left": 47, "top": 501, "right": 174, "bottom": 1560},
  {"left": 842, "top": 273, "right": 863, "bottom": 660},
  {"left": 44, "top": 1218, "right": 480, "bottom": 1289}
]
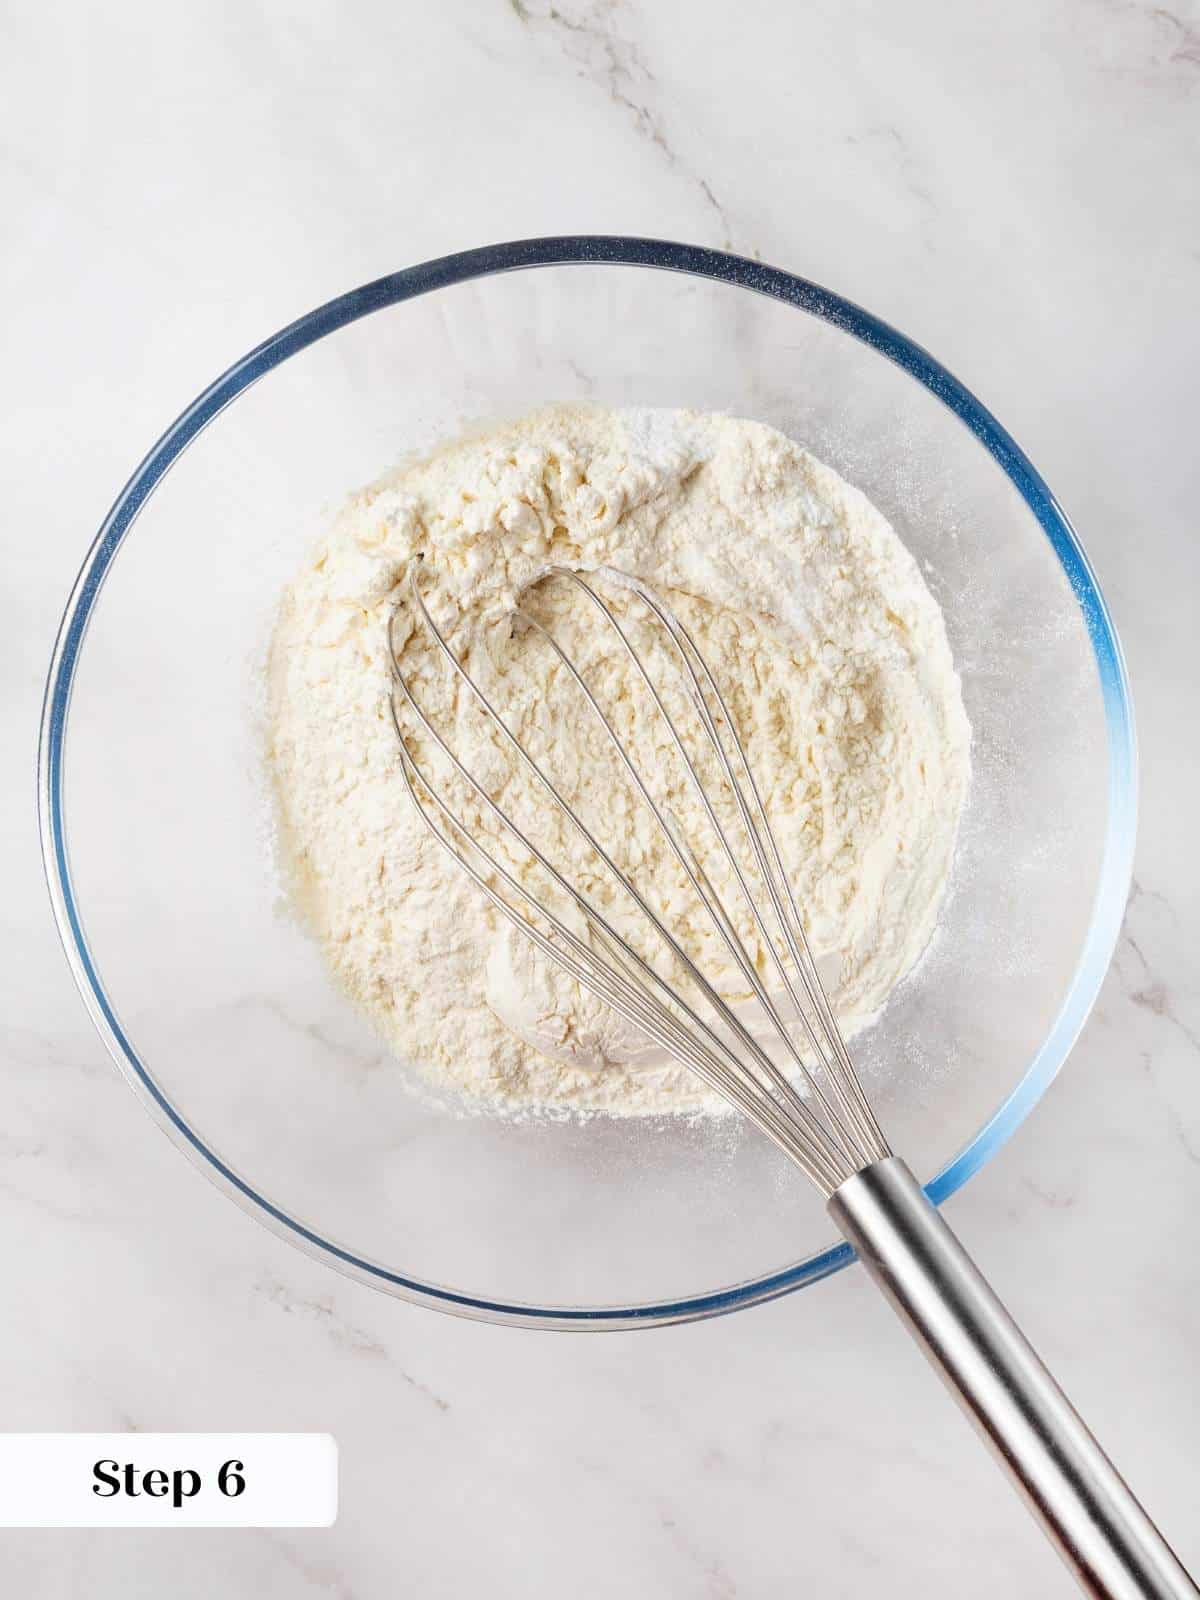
[{"left": 389, "top": 561, "right": 1195, "bottom": 1600}]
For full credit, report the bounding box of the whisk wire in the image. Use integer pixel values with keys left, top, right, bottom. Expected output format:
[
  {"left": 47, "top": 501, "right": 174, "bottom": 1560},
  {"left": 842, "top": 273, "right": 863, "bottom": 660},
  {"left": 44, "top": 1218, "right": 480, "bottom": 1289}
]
[
  {"left": 403, "top": 572, "right": 832, "bottom": 1127},
  {"left": 389, "top": 561, "right": 892, "bottom": 1193},
  {"left": 389, "top": 660, "right": 846, "bottom": 1189}
]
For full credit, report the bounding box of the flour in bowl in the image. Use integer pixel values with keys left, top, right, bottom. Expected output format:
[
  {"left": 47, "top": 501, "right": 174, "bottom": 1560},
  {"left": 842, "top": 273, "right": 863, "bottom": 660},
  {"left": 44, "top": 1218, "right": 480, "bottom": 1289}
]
[{"left": 266, "top": 405, "right": 970, "bottom": 1116}]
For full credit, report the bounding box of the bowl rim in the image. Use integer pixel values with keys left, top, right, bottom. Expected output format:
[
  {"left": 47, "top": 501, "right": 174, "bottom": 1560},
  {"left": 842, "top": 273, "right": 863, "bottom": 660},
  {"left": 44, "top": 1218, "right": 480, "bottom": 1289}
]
[{"left": 37, "top": 235, "right": 1137, "bottom": 1329}]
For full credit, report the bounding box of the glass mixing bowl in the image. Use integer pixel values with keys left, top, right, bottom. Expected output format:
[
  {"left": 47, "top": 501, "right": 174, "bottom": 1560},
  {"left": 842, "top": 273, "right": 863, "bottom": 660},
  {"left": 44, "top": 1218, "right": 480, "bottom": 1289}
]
[{"left": 39, "top": 238, "right": 1135, "bottom": 1328}]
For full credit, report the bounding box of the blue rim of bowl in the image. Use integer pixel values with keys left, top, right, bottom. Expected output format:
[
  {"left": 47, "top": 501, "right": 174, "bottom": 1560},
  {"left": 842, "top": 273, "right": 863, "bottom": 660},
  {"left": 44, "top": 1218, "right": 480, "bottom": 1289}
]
[{"left": 38, "top": 236, "right": 1137, "bottom": 1330}]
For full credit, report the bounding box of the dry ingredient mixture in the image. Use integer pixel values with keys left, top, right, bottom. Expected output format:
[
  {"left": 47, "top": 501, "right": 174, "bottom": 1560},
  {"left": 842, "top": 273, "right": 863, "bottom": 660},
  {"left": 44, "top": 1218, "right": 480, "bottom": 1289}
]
[{"left": 266, "top": 406, "right": 971, "bottom": 1117}]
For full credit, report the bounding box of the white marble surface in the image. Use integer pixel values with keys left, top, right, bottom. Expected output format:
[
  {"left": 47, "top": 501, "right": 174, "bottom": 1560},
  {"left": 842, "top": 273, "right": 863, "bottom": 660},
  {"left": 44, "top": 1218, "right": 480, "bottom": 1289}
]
[{"left": 4, "top": 1, "right": 1200, "bottom": 1592}]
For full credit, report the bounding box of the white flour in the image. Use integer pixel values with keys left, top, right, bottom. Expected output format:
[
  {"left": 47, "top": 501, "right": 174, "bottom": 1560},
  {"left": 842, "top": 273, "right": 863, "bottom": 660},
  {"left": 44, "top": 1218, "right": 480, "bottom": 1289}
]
[{"left": 266, "top": 405, "right": 971, "bottom": 1116}]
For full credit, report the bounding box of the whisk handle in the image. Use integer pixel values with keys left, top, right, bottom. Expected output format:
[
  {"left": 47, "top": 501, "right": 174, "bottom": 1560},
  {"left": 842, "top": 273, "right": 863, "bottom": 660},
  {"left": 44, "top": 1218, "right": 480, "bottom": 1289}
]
[{"left": 829, "top": 1157, "right": 1197, "bottom": 1600}]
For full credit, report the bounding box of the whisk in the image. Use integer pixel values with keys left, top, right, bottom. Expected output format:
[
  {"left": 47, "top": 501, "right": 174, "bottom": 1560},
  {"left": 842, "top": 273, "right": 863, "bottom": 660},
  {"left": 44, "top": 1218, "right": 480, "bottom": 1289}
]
[{"left": 389, "top": 561, "right": 1196, "bottom": 1600}]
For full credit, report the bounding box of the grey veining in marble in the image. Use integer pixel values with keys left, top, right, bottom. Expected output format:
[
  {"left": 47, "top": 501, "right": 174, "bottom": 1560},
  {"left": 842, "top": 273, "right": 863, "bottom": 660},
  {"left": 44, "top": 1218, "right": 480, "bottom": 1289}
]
[{"left": 3, "top": 1, "right": 1199, "bottom": 1594}]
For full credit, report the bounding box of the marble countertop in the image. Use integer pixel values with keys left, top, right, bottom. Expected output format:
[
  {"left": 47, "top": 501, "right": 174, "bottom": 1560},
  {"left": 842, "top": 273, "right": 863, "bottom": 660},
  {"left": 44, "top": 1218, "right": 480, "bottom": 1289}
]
[{"left": 5, "top": 1, "right": 1198, "bottom": 1593}]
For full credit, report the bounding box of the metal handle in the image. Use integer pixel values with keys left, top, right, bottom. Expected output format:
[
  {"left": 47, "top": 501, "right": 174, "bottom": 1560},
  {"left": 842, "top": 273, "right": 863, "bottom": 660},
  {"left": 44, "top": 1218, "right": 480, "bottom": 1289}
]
[{"left": 829, "top": 1157, "right": 1197, "bottom": 1599}]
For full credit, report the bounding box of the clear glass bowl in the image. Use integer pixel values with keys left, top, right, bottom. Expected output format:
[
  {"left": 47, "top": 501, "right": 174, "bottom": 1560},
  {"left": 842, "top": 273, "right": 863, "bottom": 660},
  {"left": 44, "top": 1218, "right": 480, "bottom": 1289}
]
[{"left": 39, "top": 238, "right": 1135, "bottom": 1328}]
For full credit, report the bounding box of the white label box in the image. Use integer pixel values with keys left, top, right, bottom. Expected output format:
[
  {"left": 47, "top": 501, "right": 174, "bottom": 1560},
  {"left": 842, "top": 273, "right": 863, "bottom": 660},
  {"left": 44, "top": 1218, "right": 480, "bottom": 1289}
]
[{"left": 0, "top": 1434, "right": 338, "bottom": 1527}]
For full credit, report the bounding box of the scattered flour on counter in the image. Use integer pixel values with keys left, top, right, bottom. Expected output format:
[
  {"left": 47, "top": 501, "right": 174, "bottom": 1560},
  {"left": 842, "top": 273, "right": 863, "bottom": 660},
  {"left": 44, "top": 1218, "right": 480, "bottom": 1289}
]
[{"left": 266, "top": 405, "right": 971, "bottom": 1117}]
